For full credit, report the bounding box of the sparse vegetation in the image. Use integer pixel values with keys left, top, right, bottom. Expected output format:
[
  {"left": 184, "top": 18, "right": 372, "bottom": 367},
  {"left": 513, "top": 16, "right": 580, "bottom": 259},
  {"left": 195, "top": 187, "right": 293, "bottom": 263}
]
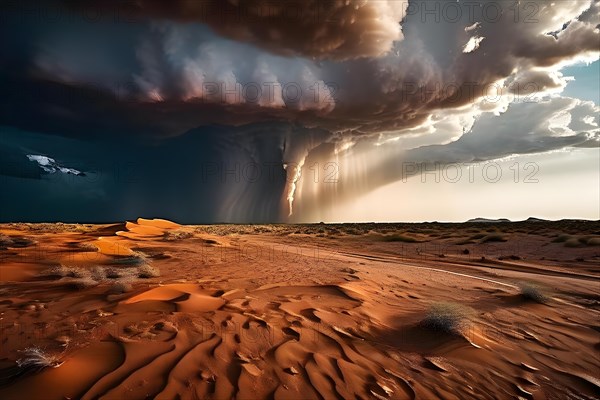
[
  {"left": 564, "top": 238, "right": 581, "bottom": 248},
  {"left": 0, "top": 235, "right": 35, "bottom": 248},
  {"left": 138, "top": 264, "right": 161, "bottom": 278},
  {"left": 552, "top": 234, "right": 600, "bottom": 247},
  {"left": 105, "top": 267, "right": 123, "bottom": 279},
  {"left": 587, "top": 238, "right": 600, "bottom": 246},
  {"left": 43, "top": 264, "right": 89, "bottom": 279},
  {"left": 39, "top": 261, "right": 160, "bottom": 290},
  {"left": 0, "top": 234, "right": 13, "bottom": 249},
  {"left": 90, "top": 266, "right": 106, "bottom": 281},
  {"left": 163, "top": 229, "right": 194, "bottom": 241},
  {"left": 109, "top": 280, "right": 133, "bottom": 294},
  {"left": 67, "top": 277, "right": 98, "bottom": 290},
  {"left": 498, "top": 255, "right": 521, "bottom": 260},
  {"left": 480, "top": 234, "right": 507, "bottom": 243},
  {"left": 16, "top": 347, "right": 62, "bottom": 372},
  {"left": 518, "top": 282, "right": 549, "bottom": 303},
  {"left": 421, "top": 302, "right": 472, "bottom": 333},
  {"left": 470, "top": 233, "right": 486, "bottom": 240},
  {"left": 552, "top": 234, "right": 572, "bottom": 243},
  {"left": 77, "top": 242, "right": 98, "bottom": 251},
  {"left": 114, "top": 252, "right": 148, "bottom": 266},
  {"left": 380, "top": 233, "right": 419, "bottom": 243}
]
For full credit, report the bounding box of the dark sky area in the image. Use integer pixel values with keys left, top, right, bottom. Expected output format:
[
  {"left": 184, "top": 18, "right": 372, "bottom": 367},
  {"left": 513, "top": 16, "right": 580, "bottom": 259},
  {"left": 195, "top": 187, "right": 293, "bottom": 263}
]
[{"left": 1, "top": 1, "right": 598, "bottom": 223}]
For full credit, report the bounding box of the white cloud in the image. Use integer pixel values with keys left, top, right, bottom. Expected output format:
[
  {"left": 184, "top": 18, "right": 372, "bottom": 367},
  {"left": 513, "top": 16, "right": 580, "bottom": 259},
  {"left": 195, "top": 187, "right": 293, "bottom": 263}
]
[{"left": 463, "top": 36, "right": 485, "bottom": 53}]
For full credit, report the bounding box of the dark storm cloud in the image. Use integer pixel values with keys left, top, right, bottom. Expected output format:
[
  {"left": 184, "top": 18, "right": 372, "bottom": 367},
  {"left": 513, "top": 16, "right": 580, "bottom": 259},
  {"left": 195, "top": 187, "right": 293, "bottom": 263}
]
[
  {"left": 2, "top": 1, "right": 598, "bottom": 138},
  {"left": 0, "top": 0, "right": 598, "bottom": 221},
  {"left": 62, "top": 0, "right": 407, "bottom": 61}
]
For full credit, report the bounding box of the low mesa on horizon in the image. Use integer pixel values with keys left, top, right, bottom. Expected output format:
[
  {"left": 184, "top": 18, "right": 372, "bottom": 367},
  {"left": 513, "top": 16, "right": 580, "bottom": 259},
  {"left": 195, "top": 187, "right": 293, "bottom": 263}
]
[{"left": 1, "top": 1, "right": 599, "bottom": 399}]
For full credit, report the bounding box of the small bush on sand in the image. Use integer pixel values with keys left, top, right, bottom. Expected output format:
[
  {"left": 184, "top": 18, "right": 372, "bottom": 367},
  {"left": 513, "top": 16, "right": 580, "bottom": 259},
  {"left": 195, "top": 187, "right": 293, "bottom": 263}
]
[
  {"left": 77, "top": 242, "right": 98, "bottom": 252},
  {"left": 498, "top": 254, "right": 521, "bottom": 261},
  {"left": 43, "top": 265, "right": 77, "bottom": 278},
  {"left": 67, "top": 277, "right": 98, "bottom": 290},
  {"left": 564, "top": 238, "right": 582, "bottom": 248},
  {"left": 105, "top": 267, "right": 124, "bottom": 279},
  {"left": 0, "top": 234, "right": 14, "bottom": 248},
  {"left": 114, "top": 252, "right": 148, "bottom": 266},
  {"left": 587, "top": 237, "right": 600, "bottom": 246},
  {"left": 163, "top": 229, "right": 194, "bottom": 241},
  {"left": 109, "top": 280, "right": 133, "bottom": 294},
  {"left": 2, "top": 236, "right": 34, "bottom": 248},
  {"left": 421, "top": 302, "right": 472, "bottom": 333},
  {"left": 90, "top": 266, "right": 106, "bottom": 281},
  {"left": 137, "top": 264, "right": 160, "bottom": 278},
  {"left": 17, "top": 347, "right": 62, "bottom": 372},
  {"left": 480, "top": 234, "right": 507, "bottom": 243},
  {"left": 552, "top": 234, "right": 572, "bottom": 243},
  {"left": 70, "top": 268, "right": 91, "bottom": 279},
  {"left": 469, "top": 233, "right": 486, "bottom": 240},
  {"left": 518, "top": 283, "right": 548, "bottom": 303},
  {"left": 381, "top": 234, "right": 419, "bottom": 243}
]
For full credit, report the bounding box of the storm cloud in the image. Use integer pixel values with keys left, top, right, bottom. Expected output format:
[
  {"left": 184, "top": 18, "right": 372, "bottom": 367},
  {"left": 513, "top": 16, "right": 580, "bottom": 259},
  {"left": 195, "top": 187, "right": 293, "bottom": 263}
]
[
  {"left": 62, "top": 0, "right": 408, "bottom": 61},
  {"left": 0, "top": 0, "right": 598, "bottom": 221}
]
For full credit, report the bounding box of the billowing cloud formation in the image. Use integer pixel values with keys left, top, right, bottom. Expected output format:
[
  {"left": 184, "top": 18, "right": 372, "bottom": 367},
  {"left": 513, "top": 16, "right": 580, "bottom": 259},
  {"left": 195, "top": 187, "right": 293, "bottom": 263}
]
[
  {"left": 14, "top": 0, "right": 599, "bottom": 136},
  {"left": 64, "top": 0, "right": 407, "bottom": 60},
  {"left": 290, "top": 96, "right": 599, "bottom": 220},
  {"left": 0, "top": 0, "right": 599, "bottom": 221}
]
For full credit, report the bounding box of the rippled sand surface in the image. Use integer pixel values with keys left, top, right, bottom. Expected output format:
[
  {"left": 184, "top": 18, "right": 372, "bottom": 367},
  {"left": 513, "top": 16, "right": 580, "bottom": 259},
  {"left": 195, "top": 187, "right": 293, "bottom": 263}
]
[{"left": 0, "top": 219, "right": 599, "bottom": 399}]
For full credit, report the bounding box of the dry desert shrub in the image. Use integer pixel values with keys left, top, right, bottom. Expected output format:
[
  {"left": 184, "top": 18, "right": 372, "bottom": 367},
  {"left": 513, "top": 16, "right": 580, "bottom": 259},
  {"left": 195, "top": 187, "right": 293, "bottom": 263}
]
[
  {"left": 77, "top": 242, "right": 98, "bottom": 251},
  {"left": 90, "top": 266, "right": 106, "bottom": 281},
  {"left": 104, "top": 267, "right": 125, "bottom": 279},
  {"left": 587, "top": 237, "right": 600, "bottom": 246},
  {"left": 0, "top": 235, "right": 35, "bottom": 248},
  {"left": 43, "top": 265, "right": 86, "bottom": 278},
  {"left": 564, "top": 238, "right": 582, "bottom": 248},
  {"left": 163, "top": 229, "right": 194, "bottom": 241},
  {"left": 470, "top": 233, "right": 486, "bottom": 239},
  {"left": 480, "top": 234, "right": 507, "bottom": 243},
  {"left": 552, "top": 234, "right": 572, "bottom": 243},
  {"left": 551, "top": 235, "right": 600, "bottom": 247},
  {"left": 67, "top": 277, "right": 98, "bottom": 290},
  {"left": 16, "top": 347, "right": 62, "bottom": 372},
  {"left": 0, "top": 234, "right": 13, "bottom": 248},
  {"left": 518, "top": 282, "right": 549, "bottom": 303},
  {"left": 114, "top": 251, "right": 148, "bottom": 266},
  {"left": 380, "top": 233, "right": 419, "bottom": 243},
  {"left": 40, "top": 262, "right": 159, "bottom": 292},
  {"left": 137, "top": 263, "right": 160, "bottom": 278},
  {"left": 108, "top": 280, "right": 133, "bottom": 294},
  {"left": 421, "top": 302, "right": 472, "bottom": 333}
]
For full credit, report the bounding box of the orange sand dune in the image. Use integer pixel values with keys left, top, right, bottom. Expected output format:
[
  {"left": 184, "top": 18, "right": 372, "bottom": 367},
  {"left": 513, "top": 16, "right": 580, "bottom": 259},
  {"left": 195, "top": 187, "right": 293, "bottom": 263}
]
[
  {"left": 0, "top": 220, "right": 599, "bottom": 399},
  {"left": 122, "top": 284, "right": 226, "bottom": 312},
  {"left": 136, "top": 218, "right": 181, "bottom": 229}
]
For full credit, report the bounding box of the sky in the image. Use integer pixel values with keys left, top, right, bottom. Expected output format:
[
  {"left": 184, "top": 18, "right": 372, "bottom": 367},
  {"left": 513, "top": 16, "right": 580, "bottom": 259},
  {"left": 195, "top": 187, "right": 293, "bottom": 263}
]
[{"left": 0, "top": 0, "right": 598, "bottom": 223}]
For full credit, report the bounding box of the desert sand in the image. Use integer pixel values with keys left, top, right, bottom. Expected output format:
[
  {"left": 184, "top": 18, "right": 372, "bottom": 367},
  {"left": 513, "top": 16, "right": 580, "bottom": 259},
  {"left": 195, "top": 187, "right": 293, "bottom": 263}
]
[{"left": 0, "top": 218, "right": 599, "bottom": 399}]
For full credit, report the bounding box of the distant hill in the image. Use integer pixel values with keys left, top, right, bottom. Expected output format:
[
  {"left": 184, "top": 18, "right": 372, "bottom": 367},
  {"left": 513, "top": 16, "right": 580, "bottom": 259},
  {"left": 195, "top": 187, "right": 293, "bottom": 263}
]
[
  {"left": 466, "top": 218, "right": 511, "bottom": 223},
  {"left": 524, "top": 217, "right": 549, "bottom": 222}
]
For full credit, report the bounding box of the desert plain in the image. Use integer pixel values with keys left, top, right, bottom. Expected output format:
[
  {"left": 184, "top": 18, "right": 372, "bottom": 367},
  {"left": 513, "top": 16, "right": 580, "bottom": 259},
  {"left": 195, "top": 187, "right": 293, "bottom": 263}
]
[{"left": 0, "top": 218, "right": 599, "bottom": 399}]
